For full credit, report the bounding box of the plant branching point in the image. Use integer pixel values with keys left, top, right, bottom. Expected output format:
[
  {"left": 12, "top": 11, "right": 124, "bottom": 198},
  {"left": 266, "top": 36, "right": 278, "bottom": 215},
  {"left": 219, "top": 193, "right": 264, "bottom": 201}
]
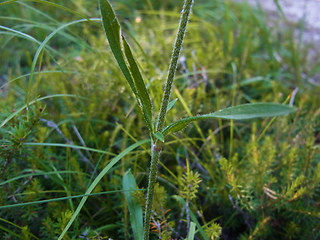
[{"left": 144, "top": 1, "right": 194, "bottom": 239}]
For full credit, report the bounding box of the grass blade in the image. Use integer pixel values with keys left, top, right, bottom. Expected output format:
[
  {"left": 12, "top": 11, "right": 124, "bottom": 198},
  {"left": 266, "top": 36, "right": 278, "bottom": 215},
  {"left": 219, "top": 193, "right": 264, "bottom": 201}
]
[
  {"left": 163, "top": 103, "right": 296, "bottom": 135},
  {"left": 123, "top": 170, "right": 144, "bottom": 240},
  {"left": 23, "top": 142, "right": 116, "bottom": 157},
  {"left": 0, "top": 225, "right": 22, "bottom": 239},
  {"left": 0, "top": 94, "right": 81, "bottom": 129},
  {"left": 0, "top": 170, "right": 85, "bottom": 186},
  {"left": 0, "top": 190, "right": 142, "bottom": 210},
  {"left": 0, "top": 0, "right": 95, "bottom": 23},
  {"left": 58, "top": 139, "right": 149, "bottom": 240},
  {"left": 0, "top": 70, "right": 79, "bottom": 91},
  {"left": 187, "top": 222, "right": 197, "bottom": 240},
  {"left": 26, "top": 18, "right": 100, "bottom": 103},
  {"left": 0, "top": 25, "right": 41, "bottom": 44},
  {"left": 273, "top": 0, "right": 285, "bottom": 17},
  {"left": 0, "top": 218, "right": 39, "bottom": 239}
]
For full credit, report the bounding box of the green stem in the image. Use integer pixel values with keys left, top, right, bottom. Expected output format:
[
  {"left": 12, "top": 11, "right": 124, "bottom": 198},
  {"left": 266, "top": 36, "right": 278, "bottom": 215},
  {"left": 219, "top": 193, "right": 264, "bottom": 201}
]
[
  {"left": 144, "top": 1, "right": 194, "bottom": 239},
  {"left": 156, "top": 0, "right": 194, "bottom": 133},
  {"left": 143, "top": 144, "right": 161, "bottom": 239}
]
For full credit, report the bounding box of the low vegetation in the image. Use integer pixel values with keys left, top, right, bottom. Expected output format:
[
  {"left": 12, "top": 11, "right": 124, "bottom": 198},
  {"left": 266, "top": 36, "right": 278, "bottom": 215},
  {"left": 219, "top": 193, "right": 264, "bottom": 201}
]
[{"left": 0, "top": 0, "right": 319, "bottom": 239}]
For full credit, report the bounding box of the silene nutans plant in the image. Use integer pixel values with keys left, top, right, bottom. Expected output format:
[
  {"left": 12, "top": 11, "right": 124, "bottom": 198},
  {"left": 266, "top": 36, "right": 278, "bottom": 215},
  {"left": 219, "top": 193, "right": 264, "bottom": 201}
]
[
  {"left": 79, "top": 0, "right": 294, "bottom": 239},
  {"left": 3, "top": 0, "right": 312, "bottom": 239}
]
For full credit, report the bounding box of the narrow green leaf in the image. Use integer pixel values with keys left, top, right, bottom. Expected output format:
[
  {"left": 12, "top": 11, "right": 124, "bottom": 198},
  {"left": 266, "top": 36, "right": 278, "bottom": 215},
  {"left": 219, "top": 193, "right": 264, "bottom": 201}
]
[
  {"left": 0, "top": 190, "right": 140, "bottom": 210},
  {"left": 26, "top": 18, "right": 100, "bottom": 104},
  {"left": 0, "top": 218, "right": 39, "bottom": 239},
  {"left": 188, "top": 222, "right": 197, "bottom": 240},
  {"left": 154, "top": 132, "right": 165, "bottom": 142},
  {"left": 99, "top": 0, "right": 153, "bottom": 132},
  {"left": 1, "top": 71, "right": 79, "bottom": 91},
  {"left": 0, "top": 25, "right": 40, "bottom": 45},
  {"left": 123, "top": 38, "right": 153, "bottom": 131},
  {"left": 167, "top": 98, "right": 178, "bottom": 113},
  {"left": 58, "top": 139, "right": 150, "bottom": 240},
  {"left": 95, "top": 224, "right": 118, "bottom": 232},
  {"left": 273, "top": 0, "right": 285, "bottom": 16},
  {"left": 0, "top": 170, "right": 85, "bottom": 186},
  {"left": 123, "top": 170, "right": 144, "bottom": 240},
  {"left": 99, "top": 0, "right": 137, "bottom": 94},
  {"left": 163, "top": 103, "right": 296, "bottom": 135},
  {"left": 0, "top": 94, "right": 81, "bottom": 129},
  {"left": 225, "top": 76, "right": 268, "bottom": 90},
  {"left": 0, "top": 225, "right": 22, "bottom": 239},
  {"left": 208, "top": 103, "right": 295, "bottom": 119},
  {"left": 23, "top": 142, "right": 116, "bottom": 157},
  {"left": 0, "top": 0, "right": 95, "bottom": 23}
]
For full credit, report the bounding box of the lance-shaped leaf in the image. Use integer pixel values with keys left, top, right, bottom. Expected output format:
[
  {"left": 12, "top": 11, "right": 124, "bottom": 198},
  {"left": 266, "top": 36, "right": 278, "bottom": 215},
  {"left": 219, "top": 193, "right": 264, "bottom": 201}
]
[
  {"left": 123, "top": 38, "right": 153, "bottom": 130},
  {"left": 162, "top": 103, "right": 296, "bottom": 135},
  {"left": 99, "top": 0, "right": 134, "bottom": 93},
  {"left": 123, "top": 170, "right": 144, "bottom": 240},
  {"left": 154, "top": 132, "right": 165, "bottom": 142},
  {"left": 99, "top": 0, "right": 153, "bottom": 132}
]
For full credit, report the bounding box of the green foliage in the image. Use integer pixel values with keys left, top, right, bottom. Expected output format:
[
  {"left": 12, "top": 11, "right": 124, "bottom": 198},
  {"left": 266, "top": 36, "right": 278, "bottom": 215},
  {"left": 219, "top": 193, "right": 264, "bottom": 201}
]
[
  {"left": 179, "top": 170, "right": 202, "bottom": 202},
  {"left": 0, "top": 0, "right": 319, "bottom": 239},
  {"left": 123, "top": 170, "right": 143, "bottom": 240},
  {"left": 163, "top": 103, "right": 295, "bottom": 135},
  {"left": 214, "top": 107, "right": 320, "bottom": 239},
  {"left": 204, "top": 222, "right": 222, "bottom": 240},
  {"left": 99, "top": 0, "right": 153, "bottom": 134}
]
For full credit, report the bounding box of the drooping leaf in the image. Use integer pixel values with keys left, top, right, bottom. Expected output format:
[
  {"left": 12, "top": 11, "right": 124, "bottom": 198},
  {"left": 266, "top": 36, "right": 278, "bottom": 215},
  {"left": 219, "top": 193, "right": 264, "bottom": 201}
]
[
  {"left": 123, "top": 170, "right": 144, "bottom": 240},
  {"left": 99, "top": 0, "right": 153, "bottom": 132},
  {"left": 162, "top": 103, "right": 296, "bottom": 135}
]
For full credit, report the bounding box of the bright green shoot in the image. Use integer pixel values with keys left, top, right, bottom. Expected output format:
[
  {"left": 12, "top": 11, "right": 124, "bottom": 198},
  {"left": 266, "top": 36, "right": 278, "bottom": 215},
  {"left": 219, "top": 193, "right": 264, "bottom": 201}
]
[{"left": 97, "top": 0, "right": 296, "bottom": 239}]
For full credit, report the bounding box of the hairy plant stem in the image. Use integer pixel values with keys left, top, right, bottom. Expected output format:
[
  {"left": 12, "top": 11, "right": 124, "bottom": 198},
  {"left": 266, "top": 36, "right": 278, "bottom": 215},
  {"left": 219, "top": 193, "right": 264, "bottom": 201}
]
[
  {"left": 156, "top": 0, "right": 194, "bottom": 133},
  {"left": 143, "top": 0, "right": 194, "bottom": 239},
  {"left": 143, "top": 144, "right": 161, "bottom": 239}
]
